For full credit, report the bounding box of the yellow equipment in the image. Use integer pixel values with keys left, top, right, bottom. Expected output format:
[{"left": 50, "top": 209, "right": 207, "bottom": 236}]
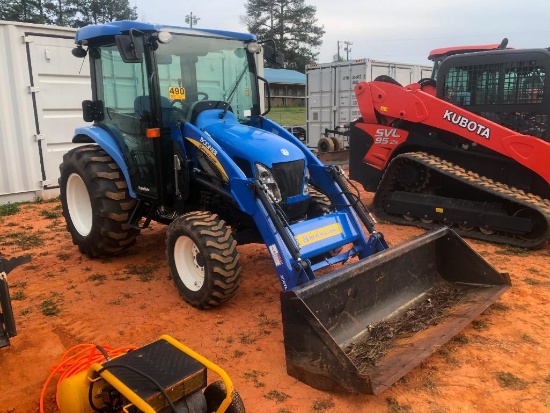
[{"left": 55, "top": 335, "right": 244, "bottom": 413}]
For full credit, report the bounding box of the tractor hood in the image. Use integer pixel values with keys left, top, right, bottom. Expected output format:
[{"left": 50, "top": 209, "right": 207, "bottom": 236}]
[{"left": 203, "top": 120, "right": 305, "bottom": 168}]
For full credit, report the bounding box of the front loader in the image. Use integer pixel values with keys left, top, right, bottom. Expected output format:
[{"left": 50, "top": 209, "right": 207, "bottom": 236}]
[{"left": 59, "top": 21, "right": 510, "bottom": 394}]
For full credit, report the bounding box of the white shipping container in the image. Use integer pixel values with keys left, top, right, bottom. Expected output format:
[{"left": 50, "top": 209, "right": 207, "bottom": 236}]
[
  {"left": 306, "top": 59, "right": 433, "bottom": 149},
  {"left": 0, "top": 21, "right": 91, "bottom": 203}
]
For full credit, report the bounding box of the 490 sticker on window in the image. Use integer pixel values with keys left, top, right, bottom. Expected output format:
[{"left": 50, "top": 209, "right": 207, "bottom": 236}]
[{"left": 168, "top": 86, "right": 185, "bottom": 100}]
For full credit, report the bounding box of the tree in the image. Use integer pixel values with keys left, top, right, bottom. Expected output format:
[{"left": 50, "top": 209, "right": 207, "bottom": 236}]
[
  {"left": 0, "top": 0, "right": 137, "bottom": 27},
  {"left": 241, "top": 0, "right": 325, "bottom": 72}
]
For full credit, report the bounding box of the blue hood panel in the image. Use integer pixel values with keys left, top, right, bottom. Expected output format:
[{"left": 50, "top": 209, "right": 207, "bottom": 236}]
[{"left": 204, "top": 122, "right": 306, "bottom": 167}]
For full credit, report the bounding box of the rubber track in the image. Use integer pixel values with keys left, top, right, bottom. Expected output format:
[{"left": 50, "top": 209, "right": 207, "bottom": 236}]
[{"left": 373, "top": 152, "right": 550, "bottom": 249}]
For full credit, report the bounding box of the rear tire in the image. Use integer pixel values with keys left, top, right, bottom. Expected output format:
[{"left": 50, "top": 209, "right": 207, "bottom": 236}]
[
  {"left": 166, "top": 211, "right": 241, "bottom": 309},
  {"left": 317, "top": 137, "right": 334, "bottom": 153},
  {"left": 204, "top": 380, "right": 246, "bottom": 413},
  {"left": 330, "top": 136, "right": 343, "bottom": 151},
  {"left": 59, "top": 145, "right": 139, "bottom": 257}
]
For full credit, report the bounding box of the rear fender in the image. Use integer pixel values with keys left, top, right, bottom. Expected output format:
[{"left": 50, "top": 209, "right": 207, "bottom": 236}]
[{"left": 73, "top": 126, "right": 136, "bottom": 198}]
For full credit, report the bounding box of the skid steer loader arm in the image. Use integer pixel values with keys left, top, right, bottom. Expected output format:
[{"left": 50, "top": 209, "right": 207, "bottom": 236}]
[{"left": 281, "top": 227, "right": 510, "bottom": 394}]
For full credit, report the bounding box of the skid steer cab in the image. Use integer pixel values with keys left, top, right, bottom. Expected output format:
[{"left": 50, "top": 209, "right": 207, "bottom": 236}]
[{"left": 61, "top": 21, "right": 511, "bottom": 394}]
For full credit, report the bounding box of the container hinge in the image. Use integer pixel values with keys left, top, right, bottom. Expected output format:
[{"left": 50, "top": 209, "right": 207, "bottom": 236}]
[
  {"left": 28, "top": 86, "right": 40, "bottom": 93},
  {"left": 40, "top": 179, "right": 51, "bottom": 186},
  {"left": 34, "top": 134, "right": 45, "bottom": 142},
  {"left": 22, "top": 35, "right": 34, "bottom": 43}
]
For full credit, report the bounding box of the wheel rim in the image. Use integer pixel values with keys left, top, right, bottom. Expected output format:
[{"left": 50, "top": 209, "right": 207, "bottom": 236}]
[
  {"left": 174, "top": 236, "right": 205, "bottom": 292},
  {"left": 66, "top": 173, "right": 93, "bottom": 236}
]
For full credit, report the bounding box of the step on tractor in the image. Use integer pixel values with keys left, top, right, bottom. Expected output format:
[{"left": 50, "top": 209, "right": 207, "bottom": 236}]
[
  {"left": 60, "top": 21, "right": 510, "bottom": 395},
  {"left": 349, "top": 41, "right": 550, "bottom": 249}
]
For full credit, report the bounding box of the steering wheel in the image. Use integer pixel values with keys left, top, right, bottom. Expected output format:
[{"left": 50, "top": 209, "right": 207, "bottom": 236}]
[{"left": 197, "top": 91, "right": 209, "bottom": 101}]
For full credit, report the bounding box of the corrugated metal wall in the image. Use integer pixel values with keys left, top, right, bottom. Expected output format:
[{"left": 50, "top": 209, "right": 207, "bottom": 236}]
[{"left": 0, "top": 21, "right": 90, "bottom": 204}]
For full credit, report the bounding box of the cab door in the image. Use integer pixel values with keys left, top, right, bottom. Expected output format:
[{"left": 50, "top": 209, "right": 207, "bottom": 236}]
[{"left": 95, "top": 43, "right": 159, "bottom": 198}]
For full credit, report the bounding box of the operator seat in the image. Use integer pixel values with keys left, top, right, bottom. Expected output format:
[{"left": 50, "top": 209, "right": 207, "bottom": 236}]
[{"left": 134, "top": 96, "right": 179, "bottom": 125}]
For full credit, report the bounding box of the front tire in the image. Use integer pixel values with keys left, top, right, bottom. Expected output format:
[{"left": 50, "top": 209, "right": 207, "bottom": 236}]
[
  {"left": 59, "top": 145, "right": 139, "bottom": 257},
  {"left": 166, "top": 211, "right": 241, "bottom": 309}
]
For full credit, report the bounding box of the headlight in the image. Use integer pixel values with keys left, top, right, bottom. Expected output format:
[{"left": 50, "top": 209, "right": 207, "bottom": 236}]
[
  {"left": 303, "top": 168, "right": 310, "bottom": 196},
  {"left": 255, "top": 163, "right": 282, "bottom": 203}
]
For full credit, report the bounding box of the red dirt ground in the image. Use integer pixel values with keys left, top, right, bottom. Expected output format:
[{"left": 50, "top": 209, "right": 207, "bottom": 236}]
[{"left": 1, "top": 190, "right": 549, "bottom": 413}]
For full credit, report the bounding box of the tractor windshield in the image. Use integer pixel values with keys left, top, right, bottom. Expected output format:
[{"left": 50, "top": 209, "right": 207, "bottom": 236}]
[{"left": 155, "top": 33, "right": 259, "bottom": 124}]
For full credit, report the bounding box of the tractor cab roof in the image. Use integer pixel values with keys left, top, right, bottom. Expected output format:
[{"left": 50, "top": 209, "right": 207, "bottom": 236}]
[{"left": 75, "top": 20, "right": 256, "bottom": 43}]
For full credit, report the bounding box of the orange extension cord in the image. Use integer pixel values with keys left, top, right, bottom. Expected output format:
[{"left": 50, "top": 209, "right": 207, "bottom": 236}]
[{"left": 40, "top": 343, "right": 137, "bottom": 413}]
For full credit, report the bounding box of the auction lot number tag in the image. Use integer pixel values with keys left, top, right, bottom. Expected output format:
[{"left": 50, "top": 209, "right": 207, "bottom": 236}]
[{"left": 169, "top": 87, "right": 186, "bottom": 100}]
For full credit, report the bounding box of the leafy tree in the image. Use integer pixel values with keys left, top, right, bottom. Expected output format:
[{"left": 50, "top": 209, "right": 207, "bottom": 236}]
[
  {"left": 242, "top": 0, "right": 325, "bottom": 71},
  {"left": 0, "top": 0, "right": 137, "bottom": 27}
]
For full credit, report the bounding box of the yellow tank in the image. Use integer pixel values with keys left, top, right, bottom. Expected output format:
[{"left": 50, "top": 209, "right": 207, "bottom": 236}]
[{"left": 57, "top": 369, "right": 109, "bottom": 413}]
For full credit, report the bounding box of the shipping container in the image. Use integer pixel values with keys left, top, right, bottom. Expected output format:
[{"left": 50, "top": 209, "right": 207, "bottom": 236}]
[
  {"left": 0, "top": 21, "right": 91, "bottom": 204},
  {"left": 306, "top": 59, "right": 433, "bottom": 150}
]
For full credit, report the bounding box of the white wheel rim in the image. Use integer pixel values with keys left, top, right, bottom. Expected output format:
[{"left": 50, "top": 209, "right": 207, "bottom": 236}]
[
  {"left": 66, "top": 173, "right": 93, "bottom": 236},
  {"left": 174, "top": 236, "right": 204, "bottom": 291}
]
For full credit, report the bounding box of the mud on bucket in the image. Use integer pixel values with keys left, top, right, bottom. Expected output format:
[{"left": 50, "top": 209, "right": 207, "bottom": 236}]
[{"left": 280, "top": 227, "right": 511, "bottom": 395}]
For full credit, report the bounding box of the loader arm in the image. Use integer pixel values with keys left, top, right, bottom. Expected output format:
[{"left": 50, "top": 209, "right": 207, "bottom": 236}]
[{"left": 355, "top": 81, "right": 550, "bottom": 184}]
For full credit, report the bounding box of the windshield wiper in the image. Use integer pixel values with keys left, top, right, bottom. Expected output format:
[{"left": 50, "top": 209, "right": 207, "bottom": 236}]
[{"left": 219, "top": 65, "right": 249, "bottom": 119}]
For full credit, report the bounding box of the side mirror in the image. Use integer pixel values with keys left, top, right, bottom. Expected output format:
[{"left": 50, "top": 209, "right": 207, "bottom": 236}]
[
  {"left": 115, "top": 34, "right": 143, "bottom": 63},
  {"left": 262, "top": 42, "right": 284, "bottom": 68},
  {"left": 82, "top": 100, "right": 104, "bottom": 122}
]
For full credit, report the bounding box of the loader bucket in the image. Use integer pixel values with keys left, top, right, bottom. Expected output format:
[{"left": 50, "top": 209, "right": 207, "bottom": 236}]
[{"left": 281, "top": 227, "right": 511, "bottom": 395}]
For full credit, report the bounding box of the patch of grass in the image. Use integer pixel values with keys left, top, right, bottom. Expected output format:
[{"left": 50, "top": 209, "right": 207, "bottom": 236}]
[
  {"left": 472, "top": 320, "right": 489, "bottom": 331},
  {"left": 6, "top": 222, "right": 17, "bottom": 227},
  {"left": 312, "top": 397, "right": 335, "bottom": 411},
  {"left": 56, "top": 252, "right": 72, "bottom": 261},
  {"left": 1, "top": 231, "right": 45, "bottom": 250},
  {"left": 438, "top": 348, "right": 461, "bottom": 366},
  {"left": 109, "top": 299, "right": 123, "bottom": 305},
  {"left": 497, "top": 371, "right": 528, "bottom": 390},
  {"left": 521, "top": 333, "right": 537, "bottom": 344},
  {"left": 0, "top": 203, "right": 19, "bottom": 216},
  {"left": 544, "top": 375, "right": 550, "bottom": 384},
  {"left": 10, "top": 281, "right": 27, "bottom": 288},
  {"left": 232, "top": 349, "right": 245, "bottom": 358},
  {"left": 265, "top": 106, "right": 305, "bottom": 126},
  {"left": 488, "top": 302, "right": 510, "bottom": 312},
  {"left": 82, "top": 266, "right": 93, "bottom": 272},
  {"left": 11, "top": 291, "right": 26, "bottom": 301},
  {"left": 524, "top": 278, "right": 540, "bottom": 285},
  {"left": 40, "top": 209, "right": 61, "bottom": 219},
  {"left": 386, "top": 397, "right": 413, "bottom": 413},
  {"left": 19, "top": 308, "right": 32, "bottom": 316},
  {"left": 238, "top": 332, "right": 256, "bottom": 345},
  {"left": 86, "top": 273, "right": 107, "bottom": 284},
  {"left": 263, "top": 390, "right": 289, "bottom": 403},
  {"left": 242, "top": 370, "right": 266, "bottom": 388},
  {"left": 125, "top": 263, "right": 157, "bottom": 282},
  {"left": 495, "top": 245, "right": 530, "bottom": 256},
  {"left": 39, "top": 298, "right": 60, "bottom": 316},
  {"left": 451, "top": 334, "right": 469, "bottom": 345}
]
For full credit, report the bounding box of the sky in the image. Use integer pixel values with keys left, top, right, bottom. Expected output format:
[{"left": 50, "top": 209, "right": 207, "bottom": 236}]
[{"left": 132, "top": 0, "right": 550, "bottom": 68}]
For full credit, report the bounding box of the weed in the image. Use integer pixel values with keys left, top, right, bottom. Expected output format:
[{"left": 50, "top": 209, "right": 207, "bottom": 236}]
[
  {"left": 125, "top": 263, "right": 157, "bottom": 282},
  {"left": 312, "top": 397, "right": 335, "bottom": 411},
  {"left": 6, "top": 222, "right": 17, "bottom": 227},
  {"left": 278, "top": 409, "right": 292, "bottom": 413},
  {"left": 19, "top": 308, "right": 32, "bottom": 316},
  {"left": 86, "top": 273, "right": 107, "bottom": 284},
  {"left": 472, "top": 320, "right": 489, "bottom": 331},
  {"left": 263, "top": 390, "right": 289, "bottom": 403},
  {"left": 39, "top": 298, "right": 60, "bottom": 316},
  {"left": 1, "top": 231, "right": 45, "bottom": 250},
  {"left": 82, "top": 266, "right": 93, "bottom": 272},
  {"left": 451, "top": 333, "right": 469, "bottom": 345},
  {"left": 10, "top": 281, "right": 27, "bottom": 288},
  {"left": 524, "top": 278, "right": 540, "bottom": 285},
  {"left": 438, "top": 348, "right": 461, "bottom": 366},
  {"left": 57, "top": 252, "right": 72, "bottom": 261},
  {"left": 67, "top": 284, "right": 77, "bottom": 290},
  {"left": 521, "top": 333, "right": 537, "bottom": 344},
  {"left": 40, "top": 209, "right": 61, "bottom": 219},
  {"left": 243, "top": 370, "right": 266, "bottom": 388},
  {"left": 110, "top": 299, "right": 123, "bottom": 305},
  {"left": 11, "top": 291, "right": 26, "bottom": 301},
  {"left": 232, "top": 350, "right": 245, "bottom": 358},
  {"left": 258, "top": 313, "right": 279, "bottom": 329},
  {"left": 121, "top": 292, "right": 133, "bottom": 299},
  {"left": 238, "top": 332, "right": 256, "bottom": 345},
  {"left": 495, "top": 246, "right": 530, "bottom": 256},
  {"left": 488, "top": 302, "right": 510, "bottom": 312},
  {"left": 226, "top": 336, "right": 233, "bottom": 345},
  {"left": 0, "top": 203, "right": 19, "bottom": 216},
  {"left": 544, "top": 375, "right": 550, "bottom": 384},
  {"left": 528, "top": 267, "right": 541, "bottom": 274},
  {"left": 497, "top": 372, "right": 528, "bottom": 390},
  {"left": 386, "top": 397, "right": 413, "bottom": 413}
]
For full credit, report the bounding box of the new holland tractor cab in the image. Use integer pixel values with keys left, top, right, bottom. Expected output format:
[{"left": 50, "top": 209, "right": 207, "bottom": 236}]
[{"left": 61, "top": 21, "right": 511, "bottom": 395}]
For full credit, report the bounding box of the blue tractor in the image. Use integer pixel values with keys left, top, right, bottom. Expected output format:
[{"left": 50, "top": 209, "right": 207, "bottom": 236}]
[{"left": 59, "top": 21, "right": 510, "bottom": 396}]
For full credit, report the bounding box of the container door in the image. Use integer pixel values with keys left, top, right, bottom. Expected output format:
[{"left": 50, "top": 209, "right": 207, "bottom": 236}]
[
  {"left": 307, "top": 65, "right": 334, "bottom": 148},
  {"left": 26, "top": 34, "right": 91, "bottom": 190}
]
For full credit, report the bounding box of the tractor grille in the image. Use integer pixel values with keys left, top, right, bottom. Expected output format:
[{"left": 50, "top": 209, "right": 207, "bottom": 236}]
[{"left": 271, "top": 160, "right": 305, "bottom": 199}]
